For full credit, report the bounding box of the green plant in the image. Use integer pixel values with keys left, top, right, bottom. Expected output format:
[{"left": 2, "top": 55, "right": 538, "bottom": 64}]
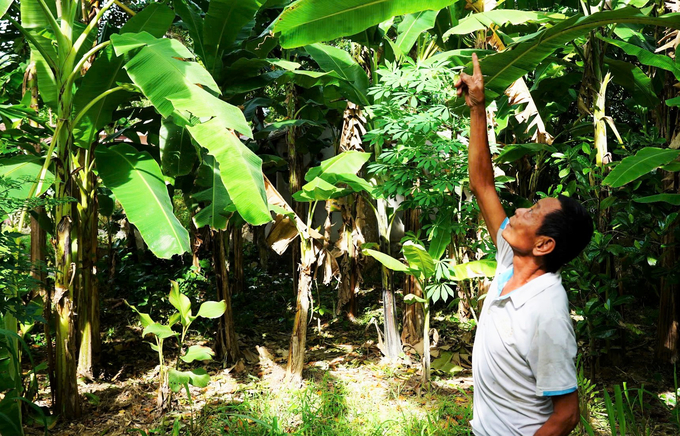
[
  {"left": 128, "top": 280, "right": 226, "bottom": 409},
  {"left": 602, "top": 383, "right": 655, "bottom": 436},
  {"left": 364, "top": 238, "right": 495, "bottom": 387},
  {"left": 659, "top": 364, "right": 680, "bottom": 431}
]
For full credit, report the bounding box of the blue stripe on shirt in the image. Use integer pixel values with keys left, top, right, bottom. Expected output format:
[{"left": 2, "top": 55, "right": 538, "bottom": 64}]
[{"left": 543, "top": 387, "right": 577, "bottom": 396}]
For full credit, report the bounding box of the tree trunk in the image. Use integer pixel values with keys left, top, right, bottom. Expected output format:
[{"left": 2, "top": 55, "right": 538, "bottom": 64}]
[
  {"left": 377, "top": 199, "right": 401, "bottom": 360},
  {"left": 286, "top": 239, "right": 313, "bottom": 382},
  {"left": 54, "top": 214, "right": 81, "bottom": 418},
  {"left": 421, "top": 300, "right": 431, "bottom": 388},
  {"left": 213, "top": 229, "right": 241, "bottom": 364},
  {"left": 24, "top": 60, "right": 55, "bottom": 402},
  {"left": 76, "top": 155, "right": 99, "bottom": 380},
  {"left": 401, "top": 208, "right": 423, "bottom": 345},
  {"left": 286, "top": 81, "right": 304, "bottom": 293},
  {"left": 655, "top": 10, "right": 680, "bottom": 362},
  {"left": 253, "top": 224, "right": 269, "bottom": 270},
  {"left": 231, "top": 223, "right": 245, "bottom": 296}
]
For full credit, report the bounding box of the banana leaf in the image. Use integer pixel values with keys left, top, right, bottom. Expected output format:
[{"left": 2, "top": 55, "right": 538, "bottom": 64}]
[
  {"left": 598, "top": 34, "right": 680, "bottom": 81},
  {"left": 304, "top": 43, "right": 370, "bottom": 105},
  {"left": 604, "top": 57, "right": 659, "bottom": 109},
  {"left": 448, "top": 259, "right": 497, "bottom": 280},
  {"left": 110, "top": 32, "right": 220, "bottom": 119},
  {"left": 634, "top": 194, "right": 680, "bottom": 206},
  {"left": 109, "top": 32, "right": 269, "bottom": 225},
  {"left": 186, "top": 120, "right": 270, "bottom": 225},
  {"left": 396, "top": 10, "right": 438, "bottom": 54},
  {"left": 191, "top": 155, "right": 236, "bottom": 230},
  {"left": 0, "top": 155, "right": 54, "bottom": 199},
  {"left": 603, "top": 147, "right": 680, "bottom": 188},
  {"left": 403, "top": 241, "right": 435, "bottom": 279},
  {"left": 304, "top": 151, "right": 372, "bottom": 193},
  {"left": 363, "top": 248, "right": 409, "bottom": 272},
  {"left": 442, "top": 9, "right": 565, "bottom": 39},
  {"left": 471, "top": 7, "right": 680, "bottom": 101},
  {"left": 73, "top": 3, "right": 175, "bottom": 148},
  {"left": 173, "top": 0, "right": 207, "bottom": 63},
  {"left": 274, "top": 0, "right": 459, "bottom": 48},
  {"left": 293, "top": 177, "right": 353, "bottom": 202},
  {"left": 203, "top": 0, "right": 264, "bottom": 74},
  {"left": 95, "top": 143, "right": 191, "bottom": 259},
  {"left": 159, "top": 119, "right": 196, "bottom": 177},
  {"left": 0, "top": 0, "right": 13, "bottom": 17}
]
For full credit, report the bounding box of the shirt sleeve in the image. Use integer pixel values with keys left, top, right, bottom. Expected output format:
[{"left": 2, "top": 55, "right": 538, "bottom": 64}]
[
  {"left": 495, "top": 218, "right": 514, "bottom": 269},
  {"left": 526, "top": 308, "right": 578, "bottom": 397}
]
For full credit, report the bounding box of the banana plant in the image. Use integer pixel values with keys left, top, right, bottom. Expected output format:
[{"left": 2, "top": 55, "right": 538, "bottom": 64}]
[
  {"left": 2, "top": 0, "right": 271, "bottom": 417},
  {"left": 128, "top": 281, "right": 225, "bottom": 409},
  {"left": 364, "top": 240, "right": 495, "bottom": 388},
  {"left": 264, "top": 151, "right": 373, "bottom": 381}
]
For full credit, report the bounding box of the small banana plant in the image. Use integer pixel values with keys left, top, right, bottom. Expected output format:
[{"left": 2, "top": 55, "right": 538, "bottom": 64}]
[
  {"left": 127, "top": 280, "right": 226, "bottom": 409},
  {"left": 363, "top": 238, "right": 495, "bottom": 388}
]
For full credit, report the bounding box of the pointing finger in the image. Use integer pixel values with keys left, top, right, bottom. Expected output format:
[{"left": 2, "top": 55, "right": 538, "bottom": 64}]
[{"left": 472, "top": 53, "right": 482, "bottom": 77}]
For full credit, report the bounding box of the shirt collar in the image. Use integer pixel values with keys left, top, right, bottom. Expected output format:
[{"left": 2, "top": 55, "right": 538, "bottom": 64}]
[{"left": 506, "top": 272, "right": 562, "bottom": 309}]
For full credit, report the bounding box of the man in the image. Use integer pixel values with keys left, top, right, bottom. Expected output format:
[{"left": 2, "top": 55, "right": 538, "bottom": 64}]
[{"left": 455, "top": 54, "right": 593, "bottom": 436}]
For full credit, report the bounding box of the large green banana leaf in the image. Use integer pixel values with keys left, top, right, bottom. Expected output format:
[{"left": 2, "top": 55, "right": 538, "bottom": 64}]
[
  {"left": 473, "top": 7, "right": 680, "bottom": 100},
  {"left": 603, "top": 147, "right": 680, "bottom": 188},
  {"left": 604, "top": 57, "right": 659, "bottom": 109},
  {"left": 403, "top": 241, "right": 435, "bottom": 280},
  {"left": 173, "top": 0, "right": 208, "bottom": 63},
  {"left": 187, "top": 120, "right": 270, "bottom": 225},
  {"left": 634, "top": 194, "right": 680, "bottom": 206},
  {"left": 396, "top": 10, "right": 438, "bottom": 55},
  {"left": 442, "top": 9, "right": 565, "bottom": 39},
  {"left": 95, "top": 143, "right": 191, "bottom": 259},
  {"left": 598, "top": 34, "right": 680, "bottom": 81},
  {"left": 304, "top": 43, "right": 370, "bottom": 105},
  {"left": 192, "top": 155, "right": 236, "bottom": 230},
  {"left": 0, "top": 155, "right": 54, "bottom": 199},
  {"left": 362, "top": 248, "right": 409, "bottom": 272},
  {"left": 0, "top": 0, "right": 13, "bottom": 17},
  {"left": 304, "top": 150, "right": 372, "bottom": 193},
  {"left": 203, "top": 0, "right": 264, "bottom": 74},
  {"left": 110, "top": 32, "right": 220, "bottom": 118},
  {"left": 448, "top": 259, "right": 497, "bottom": 281},
  {"left": 274, "top": 0, "right": 459, "bottom": 48},
  {"left": 293, "top": 177, "right": 353, "bottom": 202},
  {"left": 20, "top": 0, "right": 58, "bottom": 110},
  {"left": 166, "top": 86, "right": 253, "bottom": 138},
  {"left": 73, "top": 3, "right": 175, "bottom": 148},
  {"left": 159, "top": 118, "right": 196, "bottom": 177},
  {"left": 110, "top": 31, "right": 269, "bottom": 225}
]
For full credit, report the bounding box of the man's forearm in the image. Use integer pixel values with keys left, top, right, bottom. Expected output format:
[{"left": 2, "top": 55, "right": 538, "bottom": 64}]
[
  {"left": 534, "top": 392, "right": 579, "bottom": 436},
  {"left": 534, "top": 414, "right": 578, "bottom": 436},
  {"left": 468, "top": 105, "right": 494, "bottom": 194}
]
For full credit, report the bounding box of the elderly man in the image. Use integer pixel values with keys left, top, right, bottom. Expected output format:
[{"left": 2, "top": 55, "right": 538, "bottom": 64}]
[{"left": 455, "top": 54, "right": 593, "bottom": 436}]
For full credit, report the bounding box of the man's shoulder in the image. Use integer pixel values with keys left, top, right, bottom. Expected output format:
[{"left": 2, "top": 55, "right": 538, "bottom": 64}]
[{"left": 525, "top": 278, "right": 570, "bottom": 317}]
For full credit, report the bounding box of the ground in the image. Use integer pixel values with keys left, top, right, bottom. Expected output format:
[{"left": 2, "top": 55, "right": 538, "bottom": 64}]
[{"left": 21, "top": 254, "right": 680, "bottom": 435}]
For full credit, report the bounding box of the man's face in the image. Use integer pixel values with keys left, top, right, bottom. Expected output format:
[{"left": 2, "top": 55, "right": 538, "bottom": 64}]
[{"left": 502, "top": 197, "right": 561, "bottom": 256}]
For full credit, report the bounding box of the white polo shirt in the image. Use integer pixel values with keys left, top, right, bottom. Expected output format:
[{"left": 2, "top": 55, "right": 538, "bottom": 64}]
[{"left": 471, "top": 218, "right": 577, "bottom": 436}]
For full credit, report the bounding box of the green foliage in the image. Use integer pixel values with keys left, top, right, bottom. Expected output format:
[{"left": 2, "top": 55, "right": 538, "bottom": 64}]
[
  {"left": 129, "top": 280, "right": 225, "bottom": 402},
  {"left": 96, "top": 143, "right": 191, "bottom": 259},
  {"left": 365, "top": 58, "right": 476, "bottom": 246},
  {"left": 274, "top": 0, "right": 459, "bottom": 49}
]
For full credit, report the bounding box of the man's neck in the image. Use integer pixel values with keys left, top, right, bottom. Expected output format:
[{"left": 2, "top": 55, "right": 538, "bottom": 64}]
[{"left": 499, "top": 254, "right": 549, "bottom": 296}]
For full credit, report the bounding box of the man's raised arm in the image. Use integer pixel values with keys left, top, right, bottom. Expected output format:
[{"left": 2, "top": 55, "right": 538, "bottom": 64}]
[{"left": 455, "top": 54, "right": 507, "bottom": 247}]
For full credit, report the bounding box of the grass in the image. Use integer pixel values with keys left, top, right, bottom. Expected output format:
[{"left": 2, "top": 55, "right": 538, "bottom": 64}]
[{"left": 189, "top": 372, "right": 473, "bottom": 436}]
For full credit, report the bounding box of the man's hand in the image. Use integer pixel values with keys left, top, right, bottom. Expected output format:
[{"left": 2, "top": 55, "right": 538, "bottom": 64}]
[{"left": 454, "top": 53, "right": 485, "bottom": 109}]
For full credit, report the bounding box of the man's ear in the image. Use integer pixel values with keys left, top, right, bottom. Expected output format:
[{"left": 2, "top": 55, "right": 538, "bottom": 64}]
[{"left": 533, "top": 236, "right": 556, "bottom": 257}]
